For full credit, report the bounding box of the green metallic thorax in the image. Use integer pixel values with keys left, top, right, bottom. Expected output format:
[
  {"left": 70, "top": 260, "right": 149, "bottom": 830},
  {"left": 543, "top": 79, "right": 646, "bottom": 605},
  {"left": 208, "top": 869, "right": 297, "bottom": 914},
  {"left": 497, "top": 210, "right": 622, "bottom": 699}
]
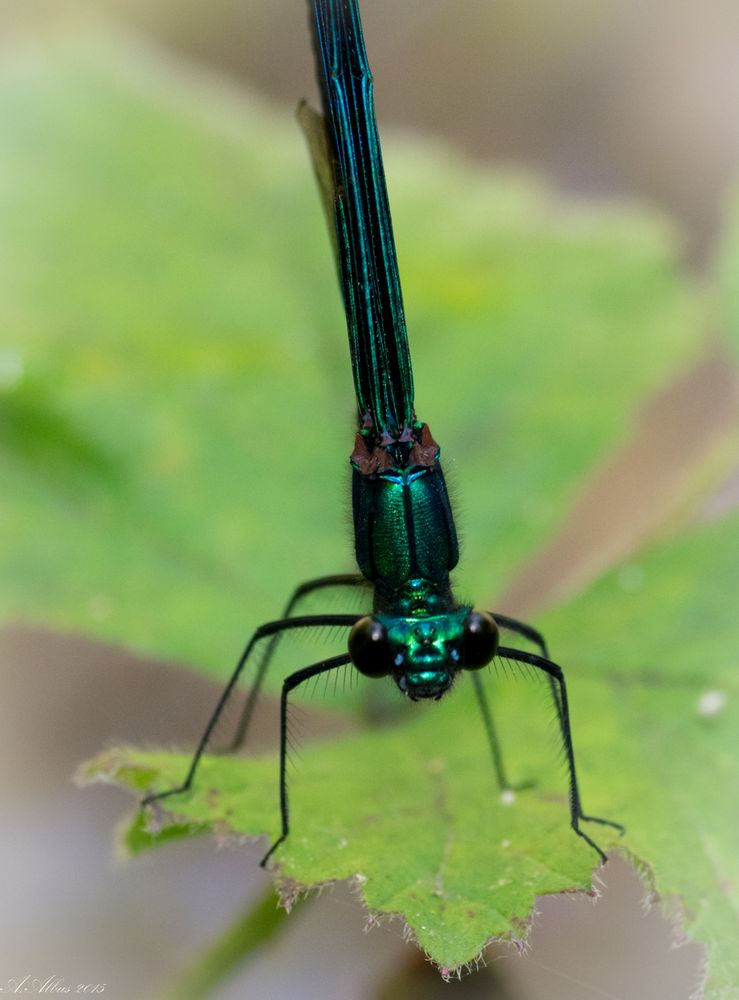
[{"left": 351, "top": 421, "right": 460, "bottom": 617}]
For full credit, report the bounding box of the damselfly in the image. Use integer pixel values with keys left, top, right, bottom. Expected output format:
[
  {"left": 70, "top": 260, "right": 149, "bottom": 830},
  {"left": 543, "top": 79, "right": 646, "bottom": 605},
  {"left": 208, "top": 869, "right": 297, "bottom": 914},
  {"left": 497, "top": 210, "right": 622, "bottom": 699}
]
[{"left": 143, "top": 0, "right": 623, "bottom": 866}]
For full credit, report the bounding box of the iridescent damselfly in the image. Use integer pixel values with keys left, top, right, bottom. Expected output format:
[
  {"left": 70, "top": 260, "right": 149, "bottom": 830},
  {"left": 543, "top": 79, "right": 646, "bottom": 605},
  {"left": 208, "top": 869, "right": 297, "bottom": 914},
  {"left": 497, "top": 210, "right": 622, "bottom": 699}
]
[{"left": 143, "top": 0, "right": 624, "bottom": 867}]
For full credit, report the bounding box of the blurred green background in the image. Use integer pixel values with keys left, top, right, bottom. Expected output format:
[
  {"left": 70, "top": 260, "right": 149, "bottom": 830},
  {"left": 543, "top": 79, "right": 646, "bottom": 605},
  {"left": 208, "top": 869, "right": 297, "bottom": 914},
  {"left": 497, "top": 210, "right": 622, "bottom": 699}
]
[
  {"left": 2, "top": 0, "right": 737, "bottom": 998},
  {"left": 6, "top": 0, "right": 739, "bottom": 265}
]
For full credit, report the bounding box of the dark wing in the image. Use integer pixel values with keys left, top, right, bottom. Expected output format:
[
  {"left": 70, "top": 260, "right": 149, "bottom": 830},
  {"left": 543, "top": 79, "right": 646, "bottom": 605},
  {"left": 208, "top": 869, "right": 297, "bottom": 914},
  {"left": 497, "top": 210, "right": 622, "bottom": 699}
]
[{"left": 298, "top": 101, "right": 340, "bottom": 270}]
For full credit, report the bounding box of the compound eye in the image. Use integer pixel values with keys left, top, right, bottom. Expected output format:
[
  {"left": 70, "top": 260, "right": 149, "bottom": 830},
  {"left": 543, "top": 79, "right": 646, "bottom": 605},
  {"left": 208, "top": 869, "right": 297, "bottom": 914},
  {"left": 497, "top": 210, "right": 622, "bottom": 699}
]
[
  {"left": 348, "top": 616, "right": 392, "bottom": 677},
  {"left": 461, "top": 611, "right": 499, "bottom": 669}
]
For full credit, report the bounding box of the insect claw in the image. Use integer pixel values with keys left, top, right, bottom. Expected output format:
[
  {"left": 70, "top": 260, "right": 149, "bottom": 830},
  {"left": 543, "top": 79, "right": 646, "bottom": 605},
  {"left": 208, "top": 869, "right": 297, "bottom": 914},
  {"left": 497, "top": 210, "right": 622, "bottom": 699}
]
[
  {"left": 260, "top": 835, "right": 285, "bottom": 869},
  {"left": 573, "top": 825, "right": 608, "bottom": 865}
]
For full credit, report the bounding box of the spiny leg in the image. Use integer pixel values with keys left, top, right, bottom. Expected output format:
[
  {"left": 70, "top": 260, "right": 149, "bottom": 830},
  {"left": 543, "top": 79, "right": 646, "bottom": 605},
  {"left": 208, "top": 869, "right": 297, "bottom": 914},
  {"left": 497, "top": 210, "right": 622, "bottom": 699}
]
[
  {"left": 227, "top": 574, "right": 369, "bottom": 752},
  {"left": 492, "top": 613, "right": 550, "bottom": 657},
  {"left": 492, "top": 611, "right": 561, "bottom": 704},
  {"left": 470, "top": 672, "right": 532, "bottom": 792},
  {"left": 141, "top": 614, "right": 359, "bottom": 810},
  {"left": 498, "top": 637, "right": 620, "bottom": 830},
  {"left": 498, "top": 644, "right": 624, "bottom": 864},
  {"left": 287, "top": 574, "right": 369, "bottom": 613},
  {"left": 474, "top": 611, "right": 557, "bottom": 792},
  {"left": 492, "top": 611, "right": 566, "bottom": 743},
  {"left": 260, "top": 653, "right": 352, "bottom": 868}
]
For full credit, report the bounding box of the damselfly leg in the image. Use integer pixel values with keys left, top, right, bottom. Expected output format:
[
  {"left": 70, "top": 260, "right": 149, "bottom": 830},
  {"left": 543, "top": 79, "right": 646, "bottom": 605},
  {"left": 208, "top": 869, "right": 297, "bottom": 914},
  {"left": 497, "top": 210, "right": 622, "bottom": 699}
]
[
  {"left": 471, "top": 611, "right": 555, "bottom": 792},
  {"left": 141, "top": 614, "right": 359, "bottom": 812},
  {"left": 260, "top": 652, "right": 352, "bottom": 867},
  {"left": 226, "top": 574, "right": 370, "bottom": 752},
  {"left": 496, "top": 645, "right": 625, "bottom": 863}
]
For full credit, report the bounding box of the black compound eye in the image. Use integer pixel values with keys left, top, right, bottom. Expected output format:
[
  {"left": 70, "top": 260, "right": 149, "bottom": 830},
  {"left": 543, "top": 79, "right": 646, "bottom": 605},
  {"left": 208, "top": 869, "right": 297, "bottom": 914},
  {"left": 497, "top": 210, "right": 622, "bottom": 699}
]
[
  {"left": 461, "top": 611, "right": 499, "bottom": 669},
  {"left": 348, "top": 616, "right": 392, "bottom": 677}
]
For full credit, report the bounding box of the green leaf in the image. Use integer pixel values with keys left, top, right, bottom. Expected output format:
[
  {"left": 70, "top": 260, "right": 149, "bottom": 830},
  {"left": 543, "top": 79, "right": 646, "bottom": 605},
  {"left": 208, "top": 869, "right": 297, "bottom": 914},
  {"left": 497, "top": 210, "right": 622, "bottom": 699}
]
[
  {"left": 0, "top": 31, "right": 703, "bottom": 682},
  {"left": 86, "top": 510, "right": 739, "bottom": 992},
  {"left": 544, "top": 514, "right": 739, "bottom": 1000},
  {"left": 119, "top": 808, "right": 202, "bottom": 857}
]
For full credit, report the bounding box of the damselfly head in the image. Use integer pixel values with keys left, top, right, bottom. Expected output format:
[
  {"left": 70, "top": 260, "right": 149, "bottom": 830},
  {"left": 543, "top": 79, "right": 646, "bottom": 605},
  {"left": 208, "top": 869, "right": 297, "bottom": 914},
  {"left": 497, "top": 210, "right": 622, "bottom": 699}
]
[
  {"left": 348, "top": 608, "right": 499, "bottom": 699},
  {"left": 397, "top": 668, "right": 452, "bottom": 701}
]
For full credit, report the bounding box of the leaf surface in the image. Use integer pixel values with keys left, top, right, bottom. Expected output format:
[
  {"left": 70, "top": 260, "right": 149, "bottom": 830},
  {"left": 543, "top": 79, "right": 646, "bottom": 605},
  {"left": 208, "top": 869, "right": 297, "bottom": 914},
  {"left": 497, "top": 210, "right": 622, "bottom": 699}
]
[{"left": 85, "top": 511, "right": 739, "bottom": 990}]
